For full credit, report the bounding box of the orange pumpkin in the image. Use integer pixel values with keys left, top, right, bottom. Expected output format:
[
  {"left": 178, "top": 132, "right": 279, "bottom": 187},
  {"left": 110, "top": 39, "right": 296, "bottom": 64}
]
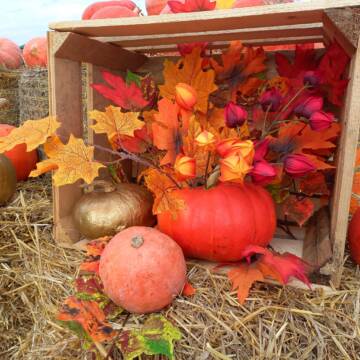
[
  {"left": 82, "top": 1, "right": 138, "bottom": 19},
  {"left": 146, "top": 0, "right": 168, "bottom": 15},
  {"left": 0, "top": 124, "right": 38, "bottom": 181},
  {"left": 0, "top": 38, "right": 22, "bottom": 69},
  {"left": 349, "top": 208, "right": 360, "bottom": 265},
  {"left": 91, "top": 5, "right": 138, "bottom": 19},
  {"left": 99, "top": 226, "right": 186, "bottom": 314},
  {"left": 23, "top": 37, "right": 48, "bottom": 68},
  {"left": 157, "top": 183, "right": 276, "bottom": 262}
]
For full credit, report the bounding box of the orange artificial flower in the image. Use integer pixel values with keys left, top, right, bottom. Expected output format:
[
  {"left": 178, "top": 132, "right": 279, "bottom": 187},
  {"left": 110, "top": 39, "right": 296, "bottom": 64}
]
[
  {"left": 219, "top": 153, "right": 252, "bottom": 183},
  {"left": 195, "top": 130, "right": 216, "bottom": 147},
  {"left": 217, "top": 139, "right": 254, "bottom": 163},
  {"left": 175, "top": 83, "right": 197, "bottom": 111},
  {"left": 174, "top": 154, "right": 196, "bottom": 180}
]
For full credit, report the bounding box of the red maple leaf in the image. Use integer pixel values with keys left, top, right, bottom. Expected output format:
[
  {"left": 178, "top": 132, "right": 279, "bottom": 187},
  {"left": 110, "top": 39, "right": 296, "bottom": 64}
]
[
  {"left": 168, "top": 0, "right": 216, "bottom": 13},
  {"left": 283, "top": 195, "right": 315, "bottom": 227},
  {"left": 92, "top": 70, "right": 149, "bottom": 111},
  {"left": 276, "top": 44, "right": 317, "bottom": 78},
  {"left": 182, "top": 281, "right": 196, "bottom": 296}
]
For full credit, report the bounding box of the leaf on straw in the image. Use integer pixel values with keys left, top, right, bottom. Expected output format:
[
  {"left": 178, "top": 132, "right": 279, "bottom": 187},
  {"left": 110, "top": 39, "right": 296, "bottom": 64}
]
[
  {"left": 160, "top": 48, "right": 217, "bottom": 113},
  {"left": 144, "top": 169, "right": 185, "bottom": 216},
  {"left": 118, "top": 315, "right": 181, "bottom": 360},
  {"left": 0, "top": 116, "right": 60, "bottom": 153},
  {"left": 92, "top": 70, "right": 148, "bottom": 110},
  {"left": 182, "top": 281, "right": 196, "bottom": 296},
  {"left": 283, "top": 195, "right": 314, "bottom": 227},
  {"left": 30, "top": 135, "right": 105, "bottom": 186},
  {"left": 79, "top": 237, "right": 111, "bottom": 274},
  {"left": 89, "top": 105, "right": 144, "bottom": 147},
  {"left": 228, "top": 264, "right": 264, "bottom": 304},
  {"left": 57, "top": 296, "right": 116, "bottom": 343}
]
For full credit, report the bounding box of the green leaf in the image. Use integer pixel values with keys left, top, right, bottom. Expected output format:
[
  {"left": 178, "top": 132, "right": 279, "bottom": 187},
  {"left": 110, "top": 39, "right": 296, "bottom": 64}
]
[
  {"left": 126, "top": 70, "right": 142, "bottom": 87},
  {"left": 267, "top": 184, "right": 290, "bottom": 204},
  {"left": 118, "top": 315, "right": 181, "bottom": 360}
]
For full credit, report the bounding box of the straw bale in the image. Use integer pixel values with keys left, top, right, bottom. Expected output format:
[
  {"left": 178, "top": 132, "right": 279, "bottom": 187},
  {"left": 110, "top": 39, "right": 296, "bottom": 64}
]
[{"left": 0, "top": 69, "right": 21, "bottom": 126}]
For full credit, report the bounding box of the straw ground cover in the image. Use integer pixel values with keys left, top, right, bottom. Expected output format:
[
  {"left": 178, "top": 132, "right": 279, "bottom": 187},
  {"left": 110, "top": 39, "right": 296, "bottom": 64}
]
[{"left": 1, "top": 177, "right": 360, "bottom": 359}]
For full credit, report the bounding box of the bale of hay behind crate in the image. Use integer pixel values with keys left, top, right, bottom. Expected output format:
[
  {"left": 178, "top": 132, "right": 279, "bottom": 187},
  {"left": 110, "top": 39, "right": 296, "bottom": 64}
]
[
  {"left": 19, "top": 68, "right": 49, "bottom": 123},
  {"left": 0, "top": 69, "right": 22, "bottom": 126}
]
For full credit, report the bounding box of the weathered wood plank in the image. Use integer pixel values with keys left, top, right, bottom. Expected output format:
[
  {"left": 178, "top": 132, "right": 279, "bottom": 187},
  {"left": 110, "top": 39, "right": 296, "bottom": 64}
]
[{"left": 49, "top": 1, "right": 360, "bottom": 38}]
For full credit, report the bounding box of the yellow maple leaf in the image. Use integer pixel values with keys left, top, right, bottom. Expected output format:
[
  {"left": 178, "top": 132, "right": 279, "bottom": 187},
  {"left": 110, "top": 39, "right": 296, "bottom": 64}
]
[
  {"left": 89, "top": 106, "right": 144, "bottom": 141},
  {"left": 216, "top": 0, "right": 235, "bottom": 9},
  {"left": 30, "top": 135, "right": 105, "bottom": 186},
  {"left": 159, "top": 48, "right": 217, "bottom": 114},
  {"left": 144, "top": 169, "right": 185, "bottom": 216},
  {"left": 0, "top": 116, "right": 60, "bottom": 153}
]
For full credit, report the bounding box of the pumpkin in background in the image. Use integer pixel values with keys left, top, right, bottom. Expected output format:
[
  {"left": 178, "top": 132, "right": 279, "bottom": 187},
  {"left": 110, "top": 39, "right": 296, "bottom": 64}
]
[
  {"left": 146, "top": 0, "right": 168, "bottom": 15},
  {"left": 0, "top": 124, "right": 38, "bottom": 181},
  {"left": 73, "top": 181, "right": 155, "bottom": 239},
  {"left": 99, "top": 226, "right": 187, "bottom": 313},
  {"left": 0, "top": 154, "right": 17, "bottom": 205},
  {"left": 91, "top": 5, "right": 138, "bottom": 19},
  {"left": 23, "top": 37, "right": 47, "bottom": 68},
  {"left": 0, "top": 38, "right": 22, "bottom": 69},
  {"left": 232, "top": 0, "right": 293, "bottom": 6},
  {"left": 82, "top": 1, "right": 139, "bottom": 19},
  {"left": 348, "top": 208, "right": 360, "bottom": 265},
  {"left": 157, "top": 183, "right": 276, "bottom": 262}
]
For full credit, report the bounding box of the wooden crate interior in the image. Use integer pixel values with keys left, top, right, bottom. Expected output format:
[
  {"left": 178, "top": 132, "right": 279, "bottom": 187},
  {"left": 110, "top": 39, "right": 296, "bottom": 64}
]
[{"left": 48, "top": 0, "right": 360, "bottom": 286}]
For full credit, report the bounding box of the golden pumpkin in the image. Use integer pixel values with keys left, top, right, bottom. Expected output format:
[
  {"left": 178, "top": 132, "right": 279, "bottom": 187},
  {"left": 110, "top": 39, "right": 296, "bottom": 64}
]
[
  {"left": 0, "top": 154, "right": 16, "bottom": 205},
  {"left": 72, "top": 181, "right": 156, "bottom": 239}
]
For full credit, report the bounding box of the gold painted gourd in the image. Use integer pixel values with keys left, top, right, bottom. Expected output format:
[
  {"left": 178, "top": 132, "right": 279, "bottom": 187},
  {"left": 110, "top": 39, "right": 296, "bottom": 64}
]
[
  {"left": 72, "top": 181, "right": 155, "bottom": 239},
  {"left": 0, "top": 154, "right": 16, "bottom": 205}
]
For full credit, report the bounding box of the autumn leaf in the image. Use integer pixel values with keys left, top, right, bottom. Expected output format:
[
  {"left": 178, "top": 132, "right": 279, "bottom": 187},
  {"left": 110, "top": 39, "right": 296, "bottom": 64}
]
[
  {"left": 182, "top": 281, "right": 196, "bottom": 296},
  {"left": 299, "top": 172, "right": 330, "bottom": 196},
  {"left": 92, "top": 70, "right": 148, "bottom": 111},
  {"left": 118, "top": 315, "right": 181, "bottom": 360},
  {"left": 152, "top": 98, "right": 180, "bottom": 165},
  {"left": 30, "top": 135, "right": 105, "bottom": 186},
  {"left": 276, "top": 43, "right": 317, "bottom": 78},
  {"left": 89, "top": 106, "right": 144, "bottom": 145},
  {"left": 216, "top": 0, "right": 235, "bottom": 9},
  {"left": 79, "top": 237, "right": 111, "bottom": 274},
  {"left": 228, "top": 264, "right": 264, "bottom": 304},
  {"left": 168, "top": 0, "right": 216, "bottom": 13},
  {"left": 0, "top": 116, "right": 60, "bottom": 153},
  {"left": 283, "top": 195, "right": 315, "bottom": 227},
  {"left": 57, "top": 296, "right": 116, "bottom": 343},
  {"left": 144, "top": 169, "right": 185, "bottom": 216},
  {"left": 159, "top": 47, "right": 217, "bottom": 114}
]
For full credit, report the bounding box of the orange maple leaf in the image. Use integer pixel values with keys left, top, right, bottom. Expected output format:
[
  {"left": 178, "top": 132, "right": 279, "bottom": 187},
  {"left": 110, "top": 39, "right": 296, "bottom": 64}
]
[
  {"left": 159, "top": 47, "right": 217, "bottom": 114},
  {"left": 144, "top": 169, "right": 185, "bottom": 216},
  {"left": 277, "top": 122, "right": 340, "bottom": 170},
  {"left": 30, "top": 135, "right": 105, "bottom": 186},
  {"left": 80, "top": 237, "right": 111, "bottom": 274},
  {"left": 0, "top": 116, "right": 60, "bottom": 153},
  {"left": 228, "top": 264, "right": 264, "bottom": 304},
  {"left": 57, "top": 296, "right": 115, "bottom": 343},
  {"left": 152, "top": 98, "right": 180, "bottom": 165},
  {"left": 182, "top": 281, "right": 196, "bottom": 296}
]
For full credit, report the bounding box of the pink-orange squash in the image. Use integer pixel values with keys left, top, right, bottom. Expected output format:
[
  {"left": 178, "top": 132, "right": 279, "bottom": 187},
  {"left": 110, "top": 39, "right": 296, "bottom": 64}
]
[
  {"left": 99, "top": 226, "right": 186, "bottom": 314},
  {"left": 82, "top": 1, "right": 138, "bottom": 19},
  {"left": 0, "top": 38, "right": 22, "bottom": 69},
  {"left": 0, "top": 124, "right": 38, "bottom": 181},
  {"left": 91, "top": 5, "right": 138, "bottom": 19},
  {"left": 23, "top": 37, "right": 47, "bottom": 68},
  {"left": 146, "top": 0, "right": 168, "bottom": 15},
  {"left": 349, "top": 208, "right": 360, "bottom": 265},
  {"left": 157, "top": 183, "right": 276, "bottom": 262}
]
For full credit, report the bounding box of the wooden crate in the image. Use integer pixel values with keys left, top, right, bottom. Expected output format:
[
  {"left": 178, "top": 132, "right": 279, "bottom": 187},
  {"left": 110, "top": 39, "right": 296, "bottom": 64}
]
[{"left": 48, "top": 0, "right": 360, "bottom": 287}]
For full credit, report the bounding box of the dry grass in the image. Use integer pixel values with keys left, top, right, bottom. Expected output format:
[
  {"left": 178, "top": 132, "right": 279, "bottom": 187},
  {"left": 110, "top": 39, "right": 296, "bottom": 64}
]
[{"left": 1, "top": 177, "right": 360, "bottom": 360}]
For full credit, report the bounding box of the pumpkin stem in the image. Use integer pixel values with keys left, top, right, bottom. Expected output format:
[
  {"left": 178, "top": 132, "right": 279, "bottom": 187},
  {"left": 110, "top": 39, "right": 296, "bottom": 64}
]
[{"left": 131, "top": 235, "right": 144, "bottom": 248}]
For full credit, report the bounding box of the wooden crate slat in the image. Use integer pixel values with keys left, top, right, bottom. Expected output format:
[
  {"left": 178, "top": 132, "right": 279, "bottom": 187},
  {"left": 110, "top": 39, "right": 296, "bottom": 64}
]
[
  {"left": 125, "top": 36, "right": 324, "bottom": 54},
  {"left": 94, "top": 23, "right": 323, "bottom": 48},
  {"left": 54, "top": 32, "right": 147, "bottom": 71},
  {"left": 49, "top": 1, "right": 360, "bottom": 38},
  {"left": 48, "top": 31, "right": 83, "bottom": 245},
  {"left": 330, "top": 36, "right": 360, "bottom": 287}
]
